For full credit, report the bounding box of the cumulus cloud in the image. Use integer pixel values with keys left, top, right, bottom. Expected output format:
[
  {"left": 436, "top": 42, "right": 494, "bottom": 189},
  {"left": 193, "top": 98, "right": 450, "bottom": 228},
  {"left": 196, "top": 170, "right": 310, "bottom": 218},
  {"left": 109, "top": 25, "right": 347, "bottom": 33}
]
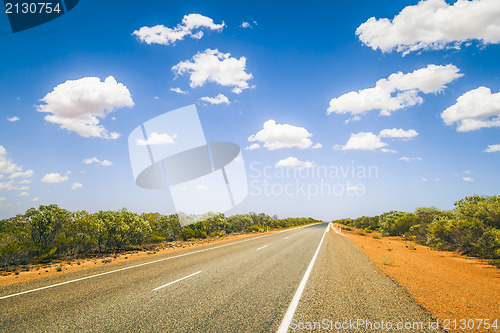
[
  {"left": 484, "top": 144, "right": 500, "bottom": 152},
  {"left": 82, "top": 157, "right": 113, "bottom": 166},
  {"left": 275, "top": 157, "right": 315, "bottom": 169},
  {"left": 327, "top": 64, "right": 462, "bottom": 117},
  {"left": 133, "top": 14, "right": 224, "bottom": 46},
  {"left": 32, "top": 197, "right": 39, "bottom": 202},
  {"left": 7, "top": 116, "right": 19, "bottom": 122},
  {"left": 462, "top": 177, "right": 474, "bottom": 183},
  {"left": 0, "top": 146, "right": 21, "bottom": 174},
  {"left": 170, "top": 87, "right": 188, "bottom": 94},
  {"left": 240, "top": 21, "right": 251, "bottom": 28},
  {"left": 335, "top": 128, "right": 417, "bottom": 151},
  {"left": 245, "top": 143, "right": 260, "bottom": 151},
  {"left": 41, "top": 173, "right": 68, "bottom": 184},
  {"left": 137, "top": 132, "right": 177, "bottom": 146},
  {"left": 72, "top": 183, "right": 83, "bottom": 190},
  {"left": 335, "top": 132, "right": 387, "bottom": 151},
  {"left": 379, "top": 128, "right": 418, "bottom": 139},
  {"left": 0, "top": 146, "right": 33, "bottom": 182},
  {"left": 356, "top": 0, "right": 500, "bottom": 55},
  {"left": 37, "top": 76, "right": 134, "bottom": 139},
  {"left": 312, "top": 143, "right": 322, "bottom": 149},
  {"left": 248, "top": 120, "right": 318, "bottom": 150},
  {"left": 441, "top": 87, "right": 500, "bottom": 131},
  {"left": 200, "top": 93, "right": 230, "bottom": 105},
  {"left": 172, "top": 49, "right": 253, "bottom": 94},
  {"left": 18, "top": 192, "right": 29, "bottom": 197},
  {"left": 8, "top": 169, "right": 34, "bottom": 179},
  {"left": 399, "top": 157, "right": 423, "bottom": 162}
]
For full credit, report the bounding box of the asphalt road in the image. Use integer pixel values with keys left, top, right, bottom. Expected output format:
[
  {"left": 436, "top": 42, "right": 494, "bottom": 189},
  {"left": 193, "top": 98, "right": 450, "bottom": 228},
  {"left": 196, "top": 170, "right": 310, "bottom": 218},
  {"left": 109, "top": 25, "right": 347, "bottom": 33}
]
[{"left": 0, "top": 223, "right": 438, "bottom": 332}]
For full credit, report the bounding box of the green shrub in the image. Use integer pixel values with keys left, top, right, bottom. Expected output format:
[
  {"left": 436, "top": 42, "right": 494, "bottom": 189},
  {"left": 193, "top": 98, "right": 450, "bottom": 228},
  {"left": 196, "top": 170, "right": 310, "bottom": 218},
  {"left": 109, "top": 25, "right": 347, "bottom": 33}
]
[
  {"left": 372, "top": 233, "right": 382, "bottom": 239},
  {"left": 356, "top": 229, "right": 366, "bottom": 236}
]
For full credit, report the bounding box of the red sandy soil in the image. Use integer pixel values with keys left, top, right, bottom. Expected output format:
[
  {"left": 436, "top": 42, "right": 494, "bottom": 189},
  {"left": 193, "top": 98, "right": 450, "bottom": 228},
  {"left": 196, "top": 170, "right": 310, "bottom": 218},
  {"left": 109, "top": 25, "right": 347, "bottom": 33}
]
[{"left": 332, "top": 224, "right": 500, "bottom": 332}]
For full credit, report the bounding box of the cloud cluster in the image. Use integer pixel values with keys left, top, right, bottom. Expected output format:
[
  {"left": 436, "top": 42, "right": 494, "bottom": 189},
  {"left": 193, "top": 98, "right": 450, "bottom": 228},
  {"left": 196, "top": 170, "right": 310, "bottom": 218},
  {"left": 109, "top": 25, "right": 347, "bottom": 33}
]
[
  {"left": 41, "top": 173, "right": 68, "bottom": 184},
  {"left": 37, "top": 76, "right": 134, "bottom": 139},
  {"left": 328, "top": 65, "right": 462, "bottom": 117},
  {"left": 275, "top": 157, "right": 315, "bottom": 169},
  {"left": 82, "top": 157, "right": 113, "bottom": 166},
  {"left": 200, "top": 93, "right": 230, "bottom": 105},
  {"left": 0, "top": 146, "right": 34, "bottom": 192},
  {"left": 170, "top": 87, "right": 187, "bottom": 94},
  {"left": 133, "top": 14, "right": 224, "bottom": 46},
  {"left": 356, "top": 0, "right": 500, "bottom": 55},
  {"left": 137, "top": 132, "right": 177, "bottom": 146},
  {"left": 335, "top": 128, "right": 418, "bottom": 151},
  {"left": 172, "top": 49, "right": 253, "bottom": 94},
  {"left": 248, "top": 120, "right": 319, "bottom": 150},
  {"left": 484, "top": 144, "right": 500, "bottom": 153},
  {"left": 7, "top": 116, "right": 19, "bottom": 122},
  {"left": 441, "top": 87, "right": 500, "bottom": 132}
]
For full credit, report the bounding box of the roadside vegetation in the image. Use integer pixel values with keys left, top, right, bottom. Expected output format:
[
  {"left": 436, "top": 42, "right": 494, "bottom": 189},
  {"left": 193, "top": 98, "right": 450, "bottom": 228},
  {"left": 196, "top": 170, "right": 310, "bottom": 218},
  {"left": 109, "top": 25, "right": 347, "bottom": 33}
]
[
  {"left": 0, "top": 206, "right": 320, "bottom": 271},
  {"left": 334, "top": 195, "right": 500, "bottom": 267}
]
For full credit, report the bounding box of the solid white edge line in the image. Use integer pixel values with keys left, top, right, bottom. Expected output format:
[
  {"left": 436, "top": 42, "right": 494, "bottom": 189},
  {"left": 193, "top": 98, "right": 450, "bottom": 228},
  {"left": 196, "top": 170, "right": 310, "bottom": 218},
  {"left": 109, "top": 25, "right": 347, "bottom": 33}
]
[
  {"left": 0, "top": 223, "right": 316, "bottom": 300},
  {"left": 276, "top": 224, "right": 329, "bottom": 333},
  {"left": 153, "top": 271, "right": 202, "bottom": 291},
  {"left": 256, "top": 245, "right": 268, "bottom": 251}
]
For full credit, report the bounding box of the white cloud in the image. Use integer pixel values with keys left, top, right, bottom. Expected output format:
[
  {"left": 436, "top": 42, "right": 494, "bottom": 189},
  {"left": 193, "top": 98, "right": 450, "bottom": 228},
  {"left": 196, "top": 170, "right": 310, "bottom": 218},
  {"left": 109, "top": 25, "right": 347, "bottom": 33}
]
[
  {"left": 0, "top": 145, "right": 21, "bottom": 174},
  {"left": 356, "top": 0, "right": 500, "bottom": 55},
  {"left": 170, "top": 87, "right": 188, "bottom": 94},
  {"left": 381, "top": 148, "right": 398, "bottom": 153},
  {"left": 0, "top": 181, "right": 14, "bottom": 190},
  {"left": 312, "top": 143, "right": 322, "bottom": 149},
  {"left": 133, "top": 14, "right": 224, "bottom": 46},
  {"left": 484, "top": 144, "right": 500, "bottom": 152},
  {"left": 420, "top": 177, "right": 428, "bottom": 182},
  {"left": 441, "top": 87, "right": 500, "bottom": 131},
  {"left": 399, "top": 157, "right": 423, "bottom": 162},
  {"left": 335, "top": 128, "right": 418, "bottom": 152},
  {"left": 17, "top": 179, "right": 31, "bottom": 184},
  {"left": 172, "top": 49, "right": 253, "bottom": 94},
  {"left": 41, "top": 173, "right": 68, "bottom": 184},
  {"left": 346, "top": 185, "right": 364, "bottom": 193},
  {"left": 275, "top": 157, "right": 315, "bottom": 169},
  {"left": 462, "top": 177, "right": 474, "bottom": 183},
  {"left": 248, "top": 120, "right": 318, "bottom": 150},
  {"left": 7, "top": 116, "right": 19, "bottom": 122},
  {"left": 379, "top": 128, "right": 418, "bottom": 139},
  {"left": 336, "top": 132, "right": 387, "bottom": 151},
  {"left": 0, "top": 197, "right": 6, "bottom": 201},
  {"left": 37, "top": 76, "right": 134, "bottom": 139},
  {"left": 240, "top": 21, "right": 251, "bottom": 28},
  {"left": 200, "top": 93, "right": 230, "bottom": 105},
  {"left": 16, "top": 186, "right": 30, "bottom": 191},
  {"left": 8, "top": 169, "right": 34, "bottom": 179},
  {"left": 18, "top": 192, "right": 29, "bottom": 197},
  {"left": 245, "top": 143, "right": 260, "bottom": 150},
  {"left": 32, "top": 197, "right": 39, "bottom": 202},
  {"left": 82, "top": 157, "right": 113, "bottom": 166},
  {"left": 72, "top": 183, "right": 83, "bottom": 190},
  {"left": 197, "top": 185, "right": 208, "bottom": 191},
  {"left": 327, "top": 64, "right": 462, "bottom": 117},
  {"left": 137, "top": 132, "right": 177, "bottom": 146}
]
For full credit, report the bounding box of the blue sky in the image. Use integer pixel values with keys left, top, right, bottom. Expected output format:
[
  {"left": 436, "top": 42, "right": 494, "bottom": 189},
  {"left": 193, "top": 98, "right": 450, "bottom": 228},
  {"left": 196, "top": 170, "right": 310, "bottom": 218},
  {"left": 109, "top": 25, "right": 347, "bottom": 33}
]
[{"left": 0, "top": 0, "right": 499, "bottom": 220}]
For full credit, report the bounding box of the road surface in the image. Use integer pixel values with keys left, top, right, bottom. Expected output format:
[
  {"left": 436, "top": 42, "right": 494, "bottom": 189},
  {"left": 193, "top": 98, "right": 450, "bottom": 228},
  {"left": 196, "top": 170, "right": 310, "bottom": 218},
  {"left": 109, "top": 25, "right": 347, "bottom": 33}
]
[{"left": 0, "top": 223, "right": 439, "bottom": 332}]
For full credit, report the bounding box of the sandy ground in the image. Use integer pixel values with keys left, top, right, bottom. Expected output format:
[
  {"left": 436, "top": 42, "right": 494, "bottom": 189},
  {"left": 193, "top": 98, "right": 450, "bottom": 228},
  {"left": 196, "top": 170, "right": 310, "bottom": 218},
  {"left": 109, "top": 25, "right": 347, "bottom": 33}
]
[
  {"left": 0, "top": 231, "right": 268, "bottom": 287},
  {"left": 332, "top": 224, "right": 500, "bottom": 332}
]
